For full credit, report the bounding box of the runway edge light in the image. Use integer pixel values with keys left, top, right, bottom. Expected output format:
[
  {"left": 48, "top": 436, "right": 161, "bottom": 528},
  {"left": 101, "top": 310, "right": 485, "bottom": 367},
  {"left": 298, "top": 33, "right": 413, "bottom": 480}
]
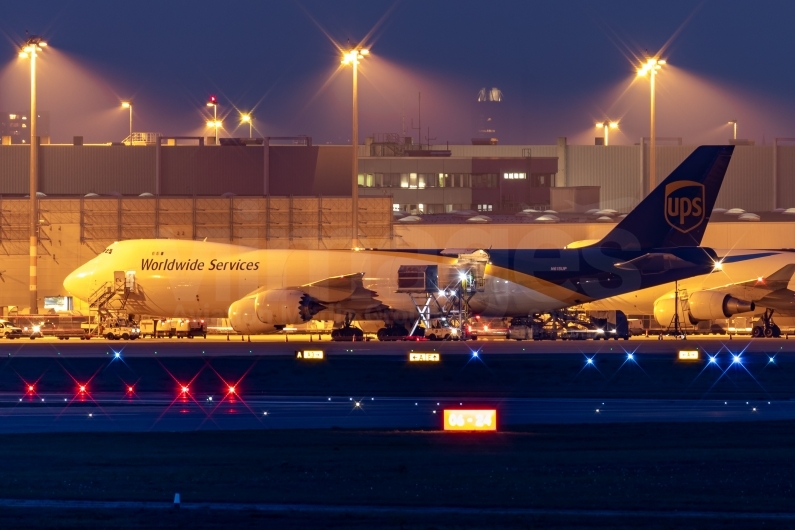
[
  {"left": 679, "top": 350, "right": 699, "bottom": 360},
  {"left": 296, "top": 350, "right": 324, "bottom": 360},
  {"left": 443, "top": 410, "right": 497, "bottom": 431},
  {"left": 409, "top": 352, "right": 440, "bottom": 362}
]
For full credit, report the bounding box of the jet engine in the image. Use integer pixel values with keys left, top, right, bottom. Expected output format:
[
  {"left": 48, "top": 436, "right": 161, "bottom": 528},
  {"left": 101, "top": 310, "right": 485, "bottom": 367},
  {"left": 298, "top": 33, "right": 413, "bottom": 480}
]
[
  {"left": 228, "top": 289, "right": 325, "bottom": 334},
  {"left": 653, "top": 291, "right": 755, "bottom": 327}
]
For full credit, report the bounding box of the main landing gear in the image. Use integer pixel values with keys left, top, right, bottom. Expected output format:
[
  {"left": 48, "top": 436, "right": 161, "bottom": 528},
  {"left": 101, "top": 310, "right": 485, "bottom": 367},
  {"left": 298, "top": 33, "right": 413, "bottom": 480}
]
[
  {"left": 331, "top": 313, "right": 364, "bottom": 341},
  {"left": 752, "top": 308, "right": 781, "bottom": 338},
  {"left": 375, "top": 325, "right": 425, "bottom": 341}
]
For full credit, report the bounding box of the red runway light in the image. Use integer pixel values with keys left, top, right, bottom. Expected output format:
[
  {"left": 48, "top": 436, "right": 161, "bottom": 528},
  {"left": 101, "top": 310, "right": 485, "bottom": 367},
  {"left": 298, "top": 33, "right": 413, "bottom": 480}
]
[
  {"left": 127, "top": 386, "right": 134, "bottom": 393},
  {"left": 228, "top": 386, "right": 236, "bottom": 394},
  {"left": 79, "top": 385, "right": 87, "bottom": 393},
  {"left": 27, "top": 385, "right": 34, "bottom": 392},
  {"left": 181, "top": 386, "right": 189, "bottom": 394}
]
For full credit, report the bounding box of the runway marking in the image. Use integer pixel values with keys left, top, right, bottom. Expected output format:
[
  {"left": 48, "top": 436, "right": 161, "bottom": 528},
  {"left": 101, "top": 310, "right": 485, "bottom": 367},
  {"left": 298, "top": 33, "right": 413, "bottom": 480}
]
[{"left": 0, "top": 498, "right": 794, "bottom": 520}]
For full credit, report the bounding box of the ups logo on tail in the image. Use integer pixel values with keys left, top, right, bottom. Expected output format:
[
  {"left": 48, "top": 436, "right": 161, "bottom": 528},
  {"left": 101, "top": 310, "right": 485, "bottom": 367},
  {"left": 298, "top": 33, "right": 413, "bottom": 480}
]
[{"left": 665, "top": 180, "right": 705, "bottom": 233}]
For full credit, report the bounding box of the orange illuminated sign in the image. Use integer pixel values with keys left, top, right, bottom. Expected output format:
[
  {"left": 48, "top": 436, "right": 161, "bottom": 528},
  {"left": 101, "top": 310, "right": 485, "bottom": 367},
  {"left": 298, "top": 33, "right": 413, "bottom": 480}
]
[
  {"left": 443, "top": 410, "right": 497, "bottom": 431},
  {"left": 678, "top": 350, "right": 699, "bottom": 360},
  {"left": 296, "top": 350, "right": 324, "bottom": 360},
  {"left": 409, "top": 353, "right": 439, "bottom": 362}
]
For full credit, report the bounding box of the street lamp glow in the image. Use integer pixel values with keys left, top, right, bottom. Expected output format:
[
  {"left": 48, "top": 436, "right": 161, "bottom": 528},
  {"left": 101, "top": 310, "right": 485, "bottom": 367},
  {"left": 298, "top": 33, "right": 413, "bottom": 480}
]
[
  {"left": 241, "top": 113, "right": 252, "bottom": 137},
  {"left": 19, "top": 34, "right": 47, "bottom": 315},
  {"left": 637, "top": 56, "right": 666, "bottom": 192},
  {"left": 206, "top": 96, "right": 219, "bottom": 144},
  {"left": 340, "top": 44, "right": 369, "bottom": 249},
  {"left": 121, "top": 101, "right": 132, "bottom": 145},
  {"left": 596, "top": 120, "right": 619, "bottom": 146},
  {"left": 728, "top": 120, "right": 738, "bottom": 141}
]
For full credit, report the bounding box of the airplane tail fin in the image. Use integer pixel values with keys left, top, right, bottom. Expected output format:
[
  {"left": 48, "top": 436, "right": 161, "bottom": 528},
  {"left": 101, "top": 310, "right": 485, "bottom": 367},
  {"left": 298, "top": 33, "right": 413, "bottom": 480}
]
[{"left": 599, "top": 145, "right": 735, "bottom": 250}]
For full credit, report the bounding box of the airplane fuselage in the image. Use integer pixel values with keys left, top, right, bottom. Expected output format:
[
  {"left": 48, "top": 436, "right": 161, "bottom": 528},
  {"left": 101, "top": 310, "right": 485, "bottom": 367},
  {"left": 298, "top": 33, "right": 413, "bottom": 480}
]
[{"left": 64, "top": 240, "right": 716, "bottom": 322}]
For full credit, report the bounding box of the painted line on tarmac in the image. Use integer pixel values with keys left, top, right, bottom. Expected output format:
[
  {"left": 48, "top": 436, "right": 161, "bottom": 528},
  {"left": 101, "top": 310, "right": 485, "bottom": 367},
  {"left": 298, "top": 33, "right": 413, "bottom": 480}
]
[{"left": 0, "top": 498, "right": 794, "bottom": 520}]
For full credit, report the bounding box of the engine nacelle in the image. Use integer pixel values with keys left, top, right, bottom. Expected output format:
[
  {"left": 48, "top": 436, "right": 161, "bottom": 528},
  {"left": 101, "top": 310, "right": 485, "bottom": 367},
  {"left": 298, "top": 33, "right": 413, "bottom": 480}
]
[
  {"left": 229, "top": 297, "right": 274, "bottom": 334},
  {"left": 255, "top": 289, "right": 307, "bottom": 326},
  {"left": 229, "top": 289, "right": 324, "bottom": 334},
  {"left": 687, "top": 291, "right": 755, "bottom": 321},
  {"left": 654, "top": 291, "right": 755, "bottom": 327}
]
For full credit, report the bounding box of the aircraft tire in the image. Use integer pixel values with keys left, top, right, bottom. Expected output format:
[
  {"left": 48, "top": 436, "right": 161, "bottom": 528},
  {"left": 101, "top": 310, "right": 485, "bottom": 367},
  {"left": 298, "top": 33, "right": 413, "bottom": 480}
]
[{"left": 752, "top": 327, "right": 763, "bottom": 338}]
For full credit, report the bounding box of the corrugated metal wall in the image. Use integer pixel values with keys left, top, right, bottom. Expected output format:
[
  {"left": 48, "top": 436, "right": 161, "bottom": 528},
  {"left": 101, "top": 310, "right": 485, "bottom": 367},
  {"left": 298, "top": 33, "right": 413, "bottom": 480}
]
[
  {"left": 41, "top": 146, "right": 156, "bottom": 196},
  {"left": 161, "top": 146, "right": 264, "bottom": 196},
  {"left": 648, "top": 145, "right": 774, "bottom": 211},
  {"left": 718, "top": 145, "right": 773, "bottom": 210},
  {"left": 566, "top": 146, "right": 640, "bottom": 212},
  {"left": 777, "top": 145, "right": 795, "bottom": 208},
  {"left": 0, "top": 146, "right": 29, "bottom": 194},
  {"left": 565, "top": 144, "right": 777, "bottom": 212}
]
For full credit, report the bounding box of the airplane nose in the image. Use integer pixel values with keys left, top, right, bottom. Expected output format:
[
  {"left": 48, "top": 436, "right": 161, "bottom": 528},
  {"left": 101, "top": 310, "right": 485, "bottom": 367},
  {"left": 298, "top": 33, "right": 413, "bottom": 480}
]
[
  {"left": 63, "top": 270, "right": 79, "bottom": 296},
  {"left": 63, "top": 267, "right": 91, "bottom": 301}
]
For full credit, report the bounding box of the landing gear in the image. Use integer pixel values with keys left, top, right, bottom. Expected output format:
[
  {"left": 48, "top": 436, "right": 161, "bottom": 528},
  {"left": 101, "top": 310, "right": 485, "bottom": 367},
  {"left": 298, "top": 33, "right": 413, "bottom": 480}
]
[
  {"left": 377, "top": 325, "right": 409, "bottom": 341},
  {"left": 332, "top": 313, "right": 365, "bottom": 342},
  {"left": 331, "top": 327, "right": 364, "bottom": 341},
  {"left": 753, "top": 308, "right": 780, "bottom": 338}
]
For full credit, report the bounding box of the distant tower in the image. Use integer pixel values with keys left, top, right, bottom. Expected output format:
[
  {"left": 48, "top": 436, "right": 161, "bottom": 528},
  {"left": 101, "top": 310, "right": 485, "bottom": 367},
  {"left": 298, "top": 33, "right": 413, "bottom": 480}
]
[{"left": 472, "top": 88, "right": 503, "bottom": 145}]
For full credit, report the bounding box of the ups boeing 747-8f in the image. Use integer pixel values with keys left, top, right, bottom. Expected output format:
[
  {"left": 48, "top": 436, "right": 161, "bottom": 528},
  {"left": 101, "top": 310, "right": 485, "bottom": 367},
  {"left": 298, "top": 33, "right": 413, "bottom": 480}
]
[{"left": 64, "top": 146, "right": 735, "bottom": 338}]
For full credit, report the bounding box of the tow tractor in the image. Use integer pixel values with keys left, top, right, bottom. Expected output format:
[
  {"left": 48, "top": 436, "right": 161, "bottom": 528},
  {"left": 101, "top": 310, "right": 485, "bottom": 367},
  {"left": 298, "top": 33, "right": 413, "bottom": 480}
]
[{"left": 95, "top": 318, "right": 140, "bottom": 341}]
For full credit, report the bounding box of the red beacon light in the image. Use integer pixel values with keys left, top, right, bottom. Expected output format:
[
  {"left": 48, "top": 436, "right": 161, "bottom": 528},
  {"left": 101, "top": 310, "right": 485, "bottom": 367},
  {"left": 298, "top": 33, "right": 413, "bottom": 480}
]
[
  {"left": 127, "top": 386, "right": 134, "bottom": 393},
  {"left": 27, "top": 385, "right": 34, "bottom": 393},
  {"left": 228, "top": 385, "right": 236, "bottom": 394},
  {"left": 79, "top": 385, "right": 87, "bottom": 393},
  {"left": 181, "top": 385, "right": 190, "bottom": 394}
]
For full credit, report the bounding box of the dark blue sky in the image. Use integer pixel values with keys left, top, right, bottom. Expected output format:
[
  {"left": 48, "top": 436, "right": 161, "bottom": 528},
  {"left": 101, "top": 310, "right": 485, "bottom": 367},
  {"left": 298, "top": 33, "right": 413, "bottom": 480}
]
[{"left": 1, "top": 0, "right": 793, "bottom": 145}]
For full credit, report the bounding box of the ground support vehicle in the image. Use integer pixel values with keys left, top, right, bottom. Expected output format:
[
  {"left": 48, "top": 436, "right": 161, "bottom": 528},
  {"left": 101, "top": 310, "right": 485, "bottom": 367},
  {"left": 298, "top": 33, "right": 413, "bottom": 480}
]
[
  {"left": 425, "top": 322, "right": 461, "bottom": 341},
  {"left": 99, "top": 318, "right": 140, "bottom": 341},
  {"left": 170, "top": 319, "right": 207, "bottom": 339},
  {"left": 0, "top": 320, "right": 22, "bottom": 339}
]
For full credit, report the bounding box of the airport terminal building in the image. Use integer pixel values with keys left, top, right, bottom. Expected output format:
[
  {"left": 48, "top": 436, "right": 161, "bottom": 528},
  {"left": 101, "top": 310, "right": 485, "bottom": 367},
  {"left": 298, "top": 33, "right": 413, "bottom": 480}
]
[{"left": 1, "top": 135, "right": 795, "bottom": 313}]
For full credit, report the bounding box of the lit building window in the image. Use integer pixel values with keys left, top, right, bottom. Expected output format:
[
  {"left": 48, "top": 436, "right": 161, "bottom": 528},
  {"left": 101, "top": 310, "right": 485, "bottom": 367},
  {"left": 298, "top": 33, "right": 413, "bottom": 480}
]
[
  {"left": 477, "top": 204, "right": 493, "bottom": 212},
  {"left": 504, "top": 172, "right": 526, "bottom": 180},
  {"left": 393, "top": 204, "right": 400, "bottom": 212}
]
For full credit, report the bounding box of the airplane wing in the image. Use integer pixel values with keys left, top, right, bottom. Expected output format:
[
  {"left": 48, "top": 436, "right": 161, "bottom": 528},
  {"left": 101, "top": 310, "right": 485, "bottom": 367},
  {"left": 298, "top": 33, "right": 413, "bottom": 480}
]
[{"left": 300, "top": 273, "right": 367, "bottom": 303}]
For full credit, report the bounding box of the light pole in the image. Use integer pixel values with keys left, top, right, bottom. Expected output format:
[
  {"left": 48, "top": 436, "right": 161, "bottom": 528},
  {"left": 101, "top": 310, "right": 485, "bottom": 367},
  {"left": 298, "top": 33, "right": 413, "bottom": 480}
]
[
  {"left": 728, "top": 120, "right": 737, "bottom": 141},
  {"left": 341, "top": 45, "right": 368, "bottom": 249},
  {"left": 241, "top": 113, "right": 252, "bottom": 138},
  {"left": 595, "top": 120, "right": 619, "bottom": 146},
  {"left": 19, "top": 35, "right": 46, "bottom": 315},
  {"left": 206, "top": 95, "right": 219, "bottom": 144},
  {"left": 637, "top": 57, "right": 666, "bottom": 192},
  {"left": 121, "top": 101, "right": 132, "bottom": 144}
]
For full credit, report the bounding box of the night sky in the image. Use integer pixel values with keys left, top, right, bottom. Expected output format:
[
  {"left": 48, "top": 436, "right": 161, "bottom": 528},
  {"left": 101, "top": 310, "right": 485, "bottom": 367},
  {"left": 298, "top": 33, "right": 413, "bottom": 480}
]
[{"left": 1, "top": 0, "right": 793, "bottom": 145}]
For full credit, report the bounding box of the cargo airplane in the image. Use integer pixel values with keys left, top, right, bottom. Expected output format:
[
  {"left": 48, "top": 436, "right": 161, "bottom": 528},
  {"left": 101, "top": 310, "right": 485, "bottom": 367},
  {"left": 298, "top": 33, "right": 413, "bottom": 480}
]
[
  {"left": 585, "top": 252, "right": 795, "bottom": 338},
  {"left": 64, "top": 146, "right": 736, "bottom": 339}
]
